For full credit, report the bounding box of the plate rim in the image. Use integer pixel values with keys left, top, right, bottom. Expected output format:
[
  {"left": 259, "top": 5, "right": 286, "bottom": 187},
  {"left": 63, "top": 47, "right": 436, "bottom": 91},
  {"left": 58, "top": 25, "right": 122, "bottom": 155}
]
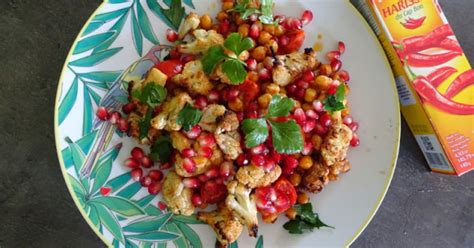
[{"left": 53, "top": 0, "right": 401, "bottom": 247}]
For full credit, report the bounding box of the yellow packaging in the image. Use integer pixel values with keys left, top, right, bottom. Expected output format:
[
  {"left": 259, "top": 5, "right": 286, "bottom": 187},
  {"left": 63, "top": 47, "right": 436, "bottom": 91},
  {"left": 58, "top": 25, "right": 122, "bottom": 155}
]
[{"left": 352, "top": 0, "right": 473, "bottom": 175}]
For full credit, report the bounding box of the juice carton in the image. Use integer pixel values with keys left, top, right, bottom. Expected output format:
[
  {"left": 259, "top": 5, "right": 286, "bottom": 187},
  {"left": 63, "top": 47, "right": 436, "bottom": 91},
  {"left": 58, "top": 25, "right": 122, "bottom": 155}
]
[{"left": 351, "top": 0, "right": 473, "bottom": 175}]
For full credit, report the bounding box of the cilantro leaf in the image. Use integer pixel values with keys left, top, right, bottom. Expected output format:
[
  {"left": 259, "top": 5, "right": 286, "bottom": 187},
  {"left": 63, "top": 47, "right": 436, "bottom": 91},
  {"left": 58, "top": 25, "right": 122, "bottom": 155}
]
[
  {"left": 138, "top": 108, "right": 153, "bottom": 140},
  {"left": 266, "top": 95, "right": 295, "bottom": 118},
  {"left": 201, "top": 45, "right": 227, "bottom": 74},
  {"left": 222, "top": 59, "right": 247, "bottom": 84},
  {"left": 241, "top": 8, "right": 261, "bottom": 20},
  {"left": 177, "top": 103, "right": 203, "bottom": 131},
  {"left": 283, "top": 203, "right": 333, "bottom": 234},
  {"left": 224, "top": 33, "right": 254, "bottom": 56},
  {"left": 133, "top": 83, "right": 167, "bottom": 108},
  {"left": 162, "top": 0, "right": 186, "bottom": 31},
  {"left": 269, "top": 120, "right": 303, "bottom": 154},
  {"left": 323, "top": 84, "right": 346, "bottom": 113},
  {"left": 150, "top": 135, "right": 173, "bottom": 162},
  {"left": 242, "top": 118, "right": 269, "bottom": 148},
  {"left": 259, "top": 0, "right": 277, "bottom": 24}
]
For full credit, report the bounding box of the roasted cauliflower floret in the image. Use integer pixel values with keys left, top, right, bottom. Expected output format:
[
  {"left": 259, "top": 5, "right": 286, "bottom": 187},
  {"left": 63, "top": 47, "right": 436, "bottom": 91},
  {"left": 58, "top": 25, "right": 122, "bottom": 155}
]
[
  {"left": 273, "top": 49, "right": 318, "bottom": 86},
  {"left": 211, "top": 64, "right": 232, "bottom": 85},
  {"left": 172, "top": 60, "right": 214, "bottom": 95},
  {"left": 151, "top": 92, "right": 192, "bottom": 131},
  {"left": 302, "top": 161, "right": 330, "bottom": 193},
  {"left": 175, "top": 153, "right": 212, "bottom": 177},
  {"left": 178, "top": 12, "right": 200, "bottom": 39},
  {"left": 177, "top": 29, "right": 225, "bottom": 55},
  {"left": 162, "top": 171, "right": 195, "bottom": 216},
  {"left": 236, "top": 164, "right": 282, "bottom": 188},
  {"left": 226, "top": 181, "right": 258, "bottom": 237},
  {"left": 199, "top": 104, "right": 226, "bottom": 132},
  {"left": 170, "top": 131, "right": 191, "bottom": 152},
  {"left": 198, "top": 205, "right": 243, "bottom": 246},
  {"left": 215, "top": 112, "right": 243, "bottom": 160},
  {"left": 320, "top": 123, "right": 352, "bottom": 166}
]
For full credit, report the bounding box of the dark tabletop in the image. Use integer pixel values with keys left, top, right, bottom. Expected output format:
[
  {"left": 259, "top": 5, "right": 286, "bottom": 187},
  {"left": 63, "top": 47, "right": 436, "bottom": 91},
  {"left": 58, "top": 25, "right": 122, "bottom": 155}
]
[{"left": 0, "top": 0, "right": 473, "bottom": 247}]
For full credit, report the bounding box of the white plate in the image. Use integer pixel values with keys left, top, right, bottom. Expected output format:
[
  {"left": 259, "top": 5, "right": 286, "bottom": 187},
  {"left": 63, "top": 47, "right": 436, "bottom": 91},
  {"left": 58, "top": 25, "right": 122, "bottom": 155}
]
[{"left": 55, "top": 0, "right": 400, "bottom": 247}]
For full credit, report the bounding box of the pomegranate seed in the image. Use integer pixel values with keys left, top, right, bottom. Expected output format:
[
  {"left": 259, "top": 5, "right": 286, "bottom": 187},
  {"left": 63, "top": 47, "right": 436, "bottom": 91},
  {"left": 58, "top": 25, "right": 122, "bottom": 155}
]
[
  {"left": 100, "top": 187, "right": 111, "bottom": 196},
  {"left": 208, "top": 90, "right": 220, "bottom": 103},
  {"left": 192, "top": 194, "right": 203, "bottom": 206},
  {"left": 249, "top": 13, "right": 259, "bottom": 22},
  {"left": 247, "top": 58, "right": 258, "bottom": 71},
  {"left": 249, "top": 23, "right": 260, "bottom": 39},
  {"left": 141, "top": 156, "right": 153, "bottom": 168},
  {"left": 246, "top": 110, "right": 258, "bottom": 119},
  {"left": 305, "top": 109, "right": 319, "bottom": 120},
  {"left": 198, "top": 134, "right": 216, "bottom": 147},
  {"left": 302, "top": 142, "right": 313, "bottom": 155},
  {"left": 148, "top": 170, "right": 163, "bottom": 181},
  {"left": 251, "top": 154, "right": 266, "bottom": 166},
  {"left": 343, "top": 115, "right": 353, "bottom": 125},
  {"left": 262, "top": 158, "right": 276, "bottom": 172},
  {"left": 125, "top": 158, "right": 140, "bottom": 169},
  {"left": 122, "top": 103, "right": 136, "bottom": 115},
  {"left": 303, "top": 120, "right": 316, "bottom": 133},
  {"left": 198, "top": 174, "right": 209, "bottom": 182},
  {"left": 312, "top": 100, "right": 324, "bottom": 112},
  {"left": 153, "top": 106, "right": 163, "bottom": 116},
  {"left": 258, "top": 68, "right": 271, "bottom": 80},
  {"left": 293, "top": 108, "right": 307, "bottom": 124},
  {"left": 194, "top": 96, "right": 208, "bottom": 109},
  {"left": 296, "top": 79, "right": 309, "bottom": 89},
  {"left": 338, "top": 41, "right": 346, "bottom": 54},
  {"left": 186, "top": 125, "right": 202, "bottom": 139},
  {"left": 301, "top": 10, "right": 314, "bottom": 25},
  {"left": 109, "top": 111, "right": 121, "bottom": 124},
  {"left": 140, "top": 176, "right": 153, "bottom": 187},
  {"left": 275, "top": 15, "right": 286, "bottom": 24},
  {"left": 263, "top": 57, "right": 275, "bottom": 70},
  {"left": 169, "top": 48, "right": 181, "bottom": 59},
  {"left": 199, "top": 146, "right": 213, "bottom": 158},
  {"left": 314, "top": 123, "right": 329, "bottom": 135},
  {"left": 328, "top": 85, "right": 337, "bottom": 95},
  {"left": 130, "top": 147, "right": 145, "bottom": 160},
  {"left": 286, "top": 84, "right": 297, "bottom": 95},
  {"left": 96, "top": 107, "right": 109, "bottom": 121},
  {"left": 131, "top": 168, "right": 143, "bottom": 181},
  {"left": 220, "top": 161, "right": 233, "bottom": 178},
  {"left": 182, "top": 148, "right": 196, "bottom": 158},
  {"left": 220, "top": 19, "right": 231, "bottom": 34},
  {"left": 158, "top": 201, "right": 167, "bottom": 210},
  {"left": 183, "top": 158, "right": 197, "bottom": 173},
  {"left": 320, "top": 113, "right": 333, "bottom": 127},
  {"left": 326, "top": 51, "right": 341, "bottom": 62},
  {"left": 289, "top": 18, "right": 303, "bottom": 30},
  {"left": 247, "top": 101, "right": 258, "bottom": 111},
  {"left": 279, "top": 35, "right": 289, "bottom": 46},
  {"left": 331, "top": 59, "right": 342, "bottom": 72},
  {"left": 220, "top": 89, "right": 230, "bottom": 102},
  {"left": 302, "top": 71, "right": 315, "bottom": 82},
  {"left": 206, "top": 167, "right": 219, "bottom": 178},
  {"left": 349, "top": 122, "right": 359, "bottom": 132},
  {"left": 166, "top": 29, "right": 178, "bottom": 42},
  {"left": 338, "top": 70, "right": 350, "bottom": 82},
  {"left": 148, "top": 182, "right": 162, "bottom": 195},
  {"left": 249, "top": 144, "right": 265, "bottom": 155},
  {"left": 296, "top": 88, "right": 305, "bottom": 99},
  {"left": 215, "top": 177, "right": 225, "bottom": 185},
  {"left": 117, "top": 118, "right": 129, "bottom": 132},
  {"left": 228, "top": 89, "right": 240, "bottom": 100},
  {"left": 350, "top": 133, "right": 360, "bottom": 147},
  {"left": 236, "top": 153, "right": 249, "bottom": 166},
  {"left": 237, "top": 112, "right": 244, "bottom": 122},
  {"left": 270, "top": 150, "right": 282, "bottom": 163},
  {"left": 183, "top": 178, "right": 200, "bottom": 189},
  {"left": 181, "top": 54, "right": 195, "bottom": 63}
]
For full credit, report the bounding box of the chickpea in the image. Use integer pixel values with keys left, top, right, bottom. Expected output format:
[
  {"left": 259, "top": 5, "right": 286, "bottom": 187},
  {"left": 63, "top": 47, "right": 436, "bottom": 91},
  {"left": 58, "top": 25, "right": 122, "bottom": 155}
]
[
  {"left": 216, "top": 11, "right": 229, "bottom": 22},
  {"left": 293, "top": 100, "right": 301, "bottom": 109},
  {"left": 274, "top": 25, "right": 285, "bottom": 36},
  {"left": 266, "top": 39, "right": 279, "bottom": 54},
  {"left": 238, "top": 24, "right": 250, "bottom": 37},
  {"left": 262, "top": 213, "right": 278, "bottom": 223},
  {"left": 297, "top": 192, "right": 310, "bottom": 204},
  {"left": 222, "top": 1, "right": 234, "bottom": 11},
  {"left": 341, "top": 107, "right": 351, "bottom": 117},
  {"left": 251, "top": 46, "right": 267, "bottom": 61},
  {"left": 258, "top": 31, "right": 273, "bottom": 45},
  {"left": 293, "top": 153, "right": 301, "bottom": 160},
  {"left": 304, "top": 88, "right": 317, "bottom": 102},
  {"left": 263, "top": 24, "right": 276, "bottom": 35},
  {"left": 286, "top": 208, "right": 297, "bottom": 220},
  {"left": 200, "top": 15, "right": 213, "bottom": 30},
  {"left": 258, "top": 93, "right": 272, "bottom": 109},
  {"left": 301, "top": 103, "right": 313, "bottom": 111},
  {"left": 254, "top": 21, "right": 263, "bottom": 30},
  {"left": 279, "top": 88, "right": 287, "bottom": 95},
  {"left": 319, "top": 64, "right": 333, "bottom": 76},
  {"left": 314, "top": 75, "right": 332, "bottom": 90},
  {"left": 229, "top": 98, "right": 244, "bottom": 112},
  {"left": 239, "top": 50, "right": 250, "bottom": 61},
  {"left": 311, "top": 135, "right": 323, "bottom": 150},
  {"left": 265, "top": 83, "right": 280, "bottom": 95},
  {"left": 211, "top": 24, "right": 220, "bottom": 32},
  {"left": 235, "top": 14, "right": 245, "bottom": 25},
  {"left": 247, "top": 71, "right": 259, "bottom": 82},
  {"left": 299, "top": 156, "right": 313, "bottom": 170},
  {"left": 289, "top": 173, "right": 302, "bottom": 187}
]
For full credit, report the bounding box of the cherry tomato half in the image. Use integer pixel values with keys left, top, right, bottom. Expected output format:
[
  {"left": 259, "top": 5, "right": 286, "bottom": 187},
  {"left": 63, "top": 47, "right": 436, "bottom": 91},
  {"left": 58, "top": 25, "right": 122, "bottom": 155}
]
[
  {"left": 281, "top": 30, "right": 306, "bottom": 54},
  {"left": 200, "top": 180, "right": 227, "bottom": 204},
  {"left": 255, "top": 178, "right": 297, "bottom": 216},
  {"left": 154, "top": 59, "right": 184, "bottom": 79},
  {"left": 237, "top": 79, "right": 260, "bottom": 102}
]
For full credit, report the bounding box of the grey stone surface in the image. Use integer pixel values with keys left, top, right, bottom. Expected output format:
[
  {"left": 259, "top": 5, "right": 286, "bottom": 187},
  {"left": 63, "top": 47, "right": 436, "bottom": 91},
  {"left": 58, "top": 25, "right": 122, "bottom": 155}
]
[{"left": 0, "top": 0, "right": 472, "bottom": 247}]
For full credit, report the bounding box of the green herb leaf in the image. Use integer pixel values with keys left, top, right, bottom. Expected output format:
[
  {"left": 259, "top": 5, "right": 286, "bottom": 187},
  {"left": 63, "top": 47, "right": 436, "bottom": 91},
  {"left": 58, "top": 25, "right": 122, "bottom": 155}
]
[
  {"left": 283, "top": 203, "right": 333, "bottom": 234},
  {"left": 259, "top": 0, "right": 276, "bottom": 24},
  {"left": 177, "top": 103, "right": 203, "bottom": 131},
  {"left": 133, "top": 83, "right": 167, "bottom": 108},
  {"left": 150, "top": 135, "right": 173, "bottom": 162},
  {"left": 269, "top": 120, "right": 303, "bottom": 154},
  {"left": 222, "top": 59, "right": 247, "bottom": 84},
  {"left": 138, "top": 108, "right": 153, "bottom": 140},
  {"left": 224, "top": 33, "right": 254, "bottom": 56},
  {"left": 323, "top": 84, "right": 346, "bottom": 113},
  {"left": 266, "top": 95, "right": 295, "bottom": 118},
  {"left": 201, "top": 45, "right": 227, "bottom": 74},
  {"left": 162, "top": 0, "right": 186, "bottom": 30},
  {"left": 242, "top": 118, "right": 269, "bottom": 148},
  {"left": 241, "top": 8, "right": 261, "bottom": 20}
]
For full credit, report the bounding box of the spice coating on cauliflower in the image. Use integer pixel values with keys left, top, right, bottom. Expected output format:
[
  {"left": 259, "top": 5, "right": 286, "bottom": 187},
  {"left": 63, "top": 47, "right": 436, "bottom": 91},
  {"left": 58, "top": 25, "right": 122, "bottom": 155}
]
[
  {"left": 236, "top": 164, "right": 282, "bottom": 189},
  {"left": 151, "top": 92, "right": 192, "bottom": 131},
  {"left": 273, "top": 50, "right": 318, "bottom": 86},
  {"left": 198, "top": 205, "right": 243, "bottom": 246},
  {"left": 320, "top": 123, "right": 352, "bottom": 166},
  {"left": 177, "top": 29, "right": 225, "bottom": 55},
  {"left": 225, "top": 181, "right": 259, "bottom": 237},
  {"left": 172, "top": 60, "right": 214, "bottom": 95},
  {"left": 162, "top": 171, "right": 195, "bottom": 216},
  {"left": 178, "top": 12, "right": 200, "bottom": 39}
]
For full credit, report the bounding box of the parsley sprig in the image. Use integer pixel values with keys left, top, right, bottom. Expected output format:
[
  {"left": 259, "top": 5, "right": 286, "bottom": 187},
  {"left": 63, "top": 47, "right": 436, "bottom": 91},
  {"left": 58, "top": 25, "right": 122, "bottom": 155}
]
[
  {"left": 283, "top": 203, "right": 334, "bottom": 234},
  {"left": 132, "top": 83, "right": 167, "bottom": 108},
  {"left": 230, "top": 0, "right": 277, "bottom": 24},
  {"left": 176, "top": 103, "right": 203, "bottom": 131},
  {"left": 323, "top": 84, "right": 346, "bottom": 113},
  {"left": 242, "top": 95, "right": 304, "bottom": 154},
  {"left": 202, "top": 33, "right": 253, "bottom": 84},
  {"left": 150, "top": 135, "right": 173, "bottom": 162}
]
